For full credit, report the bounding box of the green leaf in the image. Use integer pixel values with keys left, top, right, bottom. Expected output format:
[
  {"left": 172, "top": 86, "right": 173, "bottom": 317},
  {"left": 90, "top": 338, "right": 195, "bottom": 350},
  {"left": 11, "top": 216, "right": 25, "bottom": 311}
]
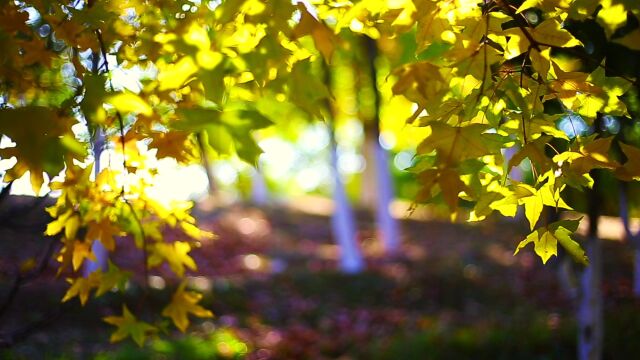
[
  {"left": 0, "top": 107, "right": 85, "bottom": 192},
  {"left": 174, "top": 107, "right": 223, "bottom": 132},
  {"left": 104, "top": 306, "right": 156, "bottom": 346}
]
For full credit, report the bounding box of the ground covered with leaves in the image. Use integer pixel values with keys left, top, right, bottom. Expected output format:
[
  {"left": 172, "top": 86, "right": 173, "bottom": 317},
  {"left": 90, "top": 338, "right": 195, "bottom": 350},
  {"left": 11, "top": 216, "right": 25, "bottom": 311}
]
[{"left": 1, "top": 197, "right": 639, "bottom": 359}]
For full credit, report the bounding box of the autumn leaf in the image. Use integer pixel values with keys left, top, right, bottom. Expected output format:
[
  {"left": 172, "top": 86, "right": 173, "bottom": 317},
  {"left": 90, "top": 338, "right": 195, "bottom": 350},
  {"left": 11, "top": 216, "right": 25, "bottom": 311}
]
[
  {"left": 148, "top": 241, "right": 197, "bottom": 277},
  {"left": 86, "top": 219, "right": 121, "bottom": 251},
  {"left": 614, "top": 142, "right": 640, "bottom": 181},
  {"left": 553, "top": 136, "right": 618, "bottom": 174},
  {"left": 292, "top": 3, "right": 337, "bottom": 63},
  {"left": 104, "top": 306, "right": 156, "bottom": 346},
  {"left": 515, "top": 219, "right": 586, "bottom": 264},
  {"left": 162, "top": 282, "right": 213, "bottom": 332},
  {"left": 72, "top": 240, "right": 96, "bottom": 271},
  {"left": 92, "top": 261, "right": 131, "bottom": 297},
  {"left": 0, "top": 107, "right": 86, "bottom": 192},
  {"left": 418, "top": 123, "right": 507, "bottom": 165},
  {"left": 107, "top": 92, "right": 153, "bottom": 117},
  {"left": 62, "top": 277, "right": 96, "bottom": 305}
]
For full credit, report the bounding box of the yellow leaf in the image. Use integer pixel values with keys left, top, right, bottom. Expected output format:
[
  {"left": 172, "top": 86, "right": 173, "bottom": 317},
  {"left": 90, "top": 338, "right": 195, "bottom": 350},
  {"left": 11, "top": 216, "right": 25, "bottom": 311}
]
[
  {"left": 196, "top": 50, "right": 223, "bottom": 70},
  {"left": 149, "top": 241, "right": 197, "bottom": 277},
  {"left": 615, "top": 142, "right": 640, "bottom": 181},
  {"left": 521, "top": 188, "right": 543, "bottom": 230},
  {"left": 597, "top": 2, "right": 627, "bottom": 37},
  {"left": 514, "top": 227, "right": 557, "bottom": 264},
  {"left": 162, "top": 282, "right": 213, "bottom": 332},
  {"left": 72, "top": 240, "right": 96, "bottom": 271},
  {"left": 516, "top": 0, "right": 541, "bottom": 13},
  {"left": 535, "top": 230, "right": 557, "bottom": 264},
  {"left": 107, "top": 93, "right": 153, "bottom": 117},
  {"left": 505, "top": 32, "right": 529, "bottom": 59},
  {"left": 86, "top": 219, "right": 121, "bottom": 251},
  {"left": 62, "top": 277, "right": 95, "bottom": 305},
  {"left": 529, "top": 48, "right": 551, "bottom": 79},
  {"left": 184, "top": 22, "right": 210, "bottom": 50},
  {"left": 438, "top": 168, "right": 468, "bottom": 212},
  {"left": 532, "top": 19, "right": 582, "bottom": 48},
  {"left": 158, "top": 57, "right": 198, "bottom": 91},
  {"left": 418, "top": 123, "right": 505, "bottom": 165},
  {"left": 45, "top": 209, "right": 73, "bottom": 236},
  {"left": 65, "top": 214, "right": 81, "bottom": 240},
  {"left": 450, "top": 75, "right": 481, "bottom": 98}
]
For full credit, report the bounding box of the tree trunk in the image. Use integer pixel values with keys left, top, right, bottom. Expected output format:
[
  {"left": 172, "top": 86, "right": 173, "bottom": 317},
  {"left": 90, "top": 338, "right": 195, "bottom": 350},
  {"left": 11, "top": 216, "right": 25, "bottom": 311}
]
[
  {"left": 372, "top": 135, "right": 400, "bottom": 254},
  {"left": 577, "top": 176, "right": 603, "bottom": 360},
  {"left": 618, "top": 181, "right": 640, "bottom": 297},
  {"left": 364, "top": 36, "right": 401, "bottom": 255},
  {"left": 250, "top": 167, "right": 269, "bottom": 206},
  {"left": 84, "top": 126, "right": 108, "bottom": 275},
  {"left": 329, "top": 125, "right": 364, "bottom": 273}
]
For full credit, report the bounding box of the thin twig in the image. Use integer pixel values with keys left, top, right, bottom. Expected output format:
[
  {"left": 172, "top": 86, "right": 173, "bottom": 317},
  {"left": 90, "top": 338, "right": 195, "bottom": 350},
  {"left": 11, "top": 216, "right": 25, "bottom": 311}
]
[{"left": 0, "top": 235, "right": 59, "bottom": 321}]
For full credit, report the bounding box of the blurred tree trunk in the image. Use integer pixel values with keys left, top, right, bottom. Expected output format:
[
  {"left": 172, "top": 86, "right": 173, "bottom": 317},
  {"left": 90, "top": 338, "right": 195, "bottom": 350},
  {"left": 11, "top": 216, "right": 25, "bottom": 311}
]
[
  {"left": 250, "top": 166, "right": 269, "bottom": 206},
  {"left": 364, "top": 36, "right": 400, "bottom": 255},
  {"left": 328, "top": 125, "right": 364, "bottom": 273},
  {"left": 619, "top": 181, "right": 640, "bottom": 296},
  {"left": 577, "top": 171, "right": 603, "bottom": 360},
  {"left": 324, "top": 61, "right": 364, "bottom": 273}
]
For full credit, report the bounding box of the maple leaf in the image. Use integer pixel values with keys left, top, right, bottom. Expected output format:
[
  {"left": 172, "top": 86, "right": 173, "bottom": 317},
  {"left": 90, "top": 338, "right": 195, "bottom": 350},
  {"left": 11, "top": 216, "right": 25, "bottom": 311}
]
[
  {"left": 553, "top": 136, "right": 618, "bottom": 174},
  {"left": 104, "top": 306, "right": 156, "bottom": 346},
  {"left": 149, "top": 131, "right": 196, "bottom": 163},
  {"left": 72, "top": 240, "right": 96, "bottom": 271},
  {"left": 148, "top": 241, "right": 197, "bottom": 277},
  {"left": 507, "top": 136, "right": 554, "bottom": 175},
  {"left": 596, "top": 2, "right": 627, "bottom": 37},
  {"left": 62, "top": 277, "right": 96, "bottom": 305},
  {"left": 162, "top": 282, "right": 213, "bottom": 332},
  {"left": 515, "top": 173, "right": 572, "bottom": 230},
  {"left": 515, "top": 218, "right": 587, "bottom": 265},
  {"left": 418, "top": 123, "right": 507, "bottom": 165},
  {"left": 0, "top": 107, "right": 86, "bottom": 192},
  {"left": 86, "top": 219, "right": 121, "bottom": 251},
  {"left": 157, "top": 57, "right": 198, "bottom": 91},
  {"left": 93, "top": 261, "right": 131, "bottom": 297},
  {"left": 292, "top": 3, "right": 337, "bottom": 63},
  {"left": 615, "top": 142, "right": 640, "bottom": 181}
]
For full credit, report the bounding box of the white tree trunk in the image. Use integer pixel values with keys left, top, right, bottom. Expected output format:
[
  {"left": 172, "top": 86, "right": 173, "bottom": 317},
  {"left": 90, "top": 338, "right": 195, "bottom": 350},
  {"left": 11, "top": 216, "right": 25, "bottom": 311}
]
[
  {"left": 372, "top": 137, "right": 400, "bottom": 254},
  {"left": 577, "top": 233, "right": 603, "bottom": 360},
  {"left": 578, "top": 187, "right": 603, "bottom": 360},
  {"left": 634, "top": 249, "right": 640, "bottom": 297},
  {"left": 250, "top": 167, "right": 269, "bottom": 206},
  {"left": 329, "top": 127, "right": 364, "bottom": 273},
  {"left": 84, "top": 127, "right": 108, "bottom": 275},
  {"left": 363, "top": 36, "right": 400, "bottom": 255},
  {"left": 619, "top": 184, "right": 640, "bottom": 297}
]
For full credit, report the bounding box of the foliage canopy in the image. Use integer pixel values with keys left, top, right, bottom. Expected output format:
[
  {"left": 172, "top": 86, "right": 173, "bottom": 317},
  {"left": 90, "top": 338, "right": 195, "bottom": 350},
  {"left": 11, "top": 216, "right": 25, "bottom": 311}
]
[{"left": 1, "top": 0, "right": 639, "bottom": 345}]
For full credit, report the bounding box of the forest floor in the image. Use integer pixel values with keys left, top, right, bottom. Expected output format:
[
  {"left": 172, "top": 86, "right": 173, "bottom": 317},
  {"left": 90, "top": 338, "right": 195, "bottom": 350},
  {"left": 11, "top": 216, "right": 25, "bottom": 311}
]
[{"left": 1, "top": 195, "right": 639, "bottom": 359}]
